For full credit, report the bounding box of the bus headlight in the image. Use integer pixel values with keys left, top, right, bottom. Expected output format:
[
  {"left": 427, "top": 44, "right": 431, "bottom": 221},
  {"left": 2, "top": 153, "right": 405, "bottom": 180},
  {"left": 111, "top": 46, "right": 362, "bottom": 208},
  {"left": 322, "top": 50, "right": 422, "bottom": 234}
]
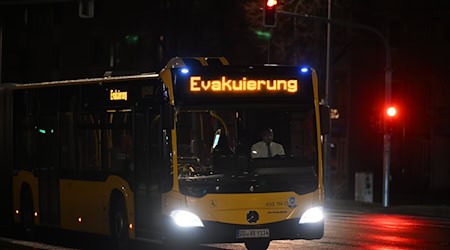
[
  {"left": 299, "top": 206, "right": 324, "bottom": 224},
  {"left": 170, "top": 210, "right": 204, "bottom": 228}
]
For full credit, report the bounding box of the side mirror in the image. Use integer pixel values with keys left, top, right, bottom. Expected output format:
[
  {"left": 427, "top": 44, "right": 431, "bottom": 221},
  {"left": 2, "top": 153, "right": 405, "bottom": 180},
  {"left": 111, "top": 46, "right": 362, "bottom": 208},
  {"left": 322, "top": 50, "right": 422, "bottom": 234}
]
[{"left": 320, "top": 105, "right": 330, "bottom": 135}]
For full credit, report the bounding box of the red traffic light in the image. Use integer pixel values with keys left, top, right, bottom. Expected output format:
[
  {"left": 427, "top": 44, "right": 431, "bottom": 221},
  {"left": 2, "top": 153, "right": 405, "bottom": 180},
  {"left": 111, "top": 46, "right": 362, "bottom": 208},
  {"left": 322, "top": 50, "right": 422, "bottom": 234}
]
[
  {"left": 386, "top": 106, "right": 397, "bottom": 117},
  {"left": 263, "top": 0, "right": 278, "bottom": 27},
  {"left": 266, "top": 0, "right": 278, "bottom": 8}
]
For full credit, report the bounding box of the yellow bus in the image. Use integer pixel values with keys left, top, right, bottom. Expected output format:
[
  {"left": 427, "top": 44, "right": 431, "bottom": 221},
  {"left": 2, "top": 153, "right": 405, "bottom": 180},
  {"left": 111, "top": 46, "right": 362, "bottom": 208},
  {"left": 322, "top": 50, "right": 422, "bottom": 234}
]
[{"left": 0, "top": 57, "right": 328, "bottom": 250}]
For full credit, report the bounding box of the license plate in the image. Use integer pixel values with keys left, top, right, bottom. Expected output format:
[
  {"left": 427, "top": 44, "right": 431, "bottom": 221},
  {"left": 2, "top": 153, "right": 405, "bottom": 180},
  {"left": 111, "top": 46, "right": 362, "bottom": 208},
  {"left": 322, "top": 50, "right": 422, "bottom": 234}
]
[{"left": 236, "top": 229, "right": 270, "bottom": 239}]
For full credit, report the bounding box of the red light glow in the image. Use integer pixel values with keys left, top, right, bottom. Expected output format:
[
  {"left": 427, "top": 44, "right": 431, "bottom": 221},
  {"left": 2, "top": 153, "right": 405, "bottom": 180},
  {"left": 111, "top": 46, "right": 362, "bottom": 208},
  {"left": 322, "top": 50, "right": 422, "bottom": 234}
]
[
  {"left": 266, "top": 0, "right": 277, "bottom": 8},
  {"left": 363, "top": 214, "right": 423, "bottom": 249},
  {"left": 386, "top": 107, "right": 397, "bottom": 117}
]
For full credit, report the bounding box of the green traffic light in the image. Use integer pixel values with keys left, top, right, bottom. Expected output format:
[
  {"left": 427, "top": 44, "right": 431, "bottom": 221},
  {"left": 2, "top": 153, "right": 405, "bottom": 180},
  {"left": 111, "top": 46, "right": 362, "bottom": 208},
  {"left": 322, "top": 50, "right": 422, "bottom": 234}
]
[
  {"left": 255, "top": 31, "right": 271, "bottom": 40},
  {"left": 125, "top": 34, "right": 139, "bottom": 45}
]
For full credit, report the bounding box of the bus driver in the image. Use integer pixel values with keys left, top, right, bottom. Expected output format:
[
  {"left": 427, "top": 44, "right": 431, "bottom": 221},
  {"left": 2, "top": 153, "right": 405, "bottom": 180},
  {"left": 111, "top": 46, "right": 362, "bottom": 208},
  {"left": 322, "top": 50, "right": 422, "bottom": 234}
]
[{"left": 251, "top": 127, "right": 285, "bottom": 158}]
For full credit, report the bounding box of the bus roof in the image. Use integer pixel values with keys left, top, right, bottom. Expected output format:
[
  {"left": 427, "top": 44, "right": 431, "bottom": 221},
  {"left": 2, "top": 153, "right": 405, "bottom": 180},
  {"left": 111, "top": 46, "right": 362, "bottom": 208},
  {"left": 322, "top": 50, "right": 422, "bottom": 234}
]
[{"left": 0, "top": 72, "right": 159, "bottom": 90}]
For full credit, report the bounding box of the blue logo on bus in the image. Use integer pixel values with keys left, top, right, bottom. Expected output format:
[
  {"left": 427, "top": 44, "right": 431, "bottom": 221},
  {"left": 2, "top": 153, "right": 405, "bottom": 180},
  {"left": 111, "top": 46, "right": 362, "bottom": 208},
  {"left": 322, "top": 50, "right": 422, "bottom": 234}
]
[{"left": 288, "top": 197, "right": 296, "bottom": 208}]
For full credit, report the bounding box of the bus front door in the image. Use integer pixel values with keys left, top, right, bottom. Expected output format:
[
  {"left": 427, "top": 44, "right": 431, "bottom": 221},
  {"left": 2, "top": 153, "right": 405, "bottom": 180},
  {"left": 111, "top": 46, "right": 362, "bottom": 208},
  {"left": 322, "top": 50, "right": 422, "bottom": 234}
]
[{"left": 134, "top": 106, "right": 163, "bottom": 238}]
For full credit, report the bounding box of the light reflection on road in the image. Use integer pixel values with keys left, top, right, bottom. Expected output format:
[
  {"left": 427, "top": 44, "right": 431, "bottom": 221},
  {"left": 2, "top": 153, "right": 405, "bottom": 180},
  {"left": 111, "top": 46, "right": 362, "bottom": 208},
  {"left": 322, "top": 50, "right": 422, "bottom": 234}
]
[
  {"left": 2, "top": 211, "right": 450, "bottom": 250},
  {"left": 159, "top": 213, "right": 450, "bottom": 249}
]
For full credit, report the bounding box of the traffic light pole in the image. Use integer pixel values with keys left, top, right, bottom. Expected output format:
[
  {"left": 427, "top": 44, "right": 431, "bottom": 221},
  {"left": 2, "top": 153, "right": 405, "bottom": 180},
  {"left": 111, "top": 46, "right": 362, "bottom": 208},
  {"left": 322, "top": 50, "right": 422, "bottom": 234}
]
[{"left": 278, "top": 11, "right": 392, "bottom": 207}]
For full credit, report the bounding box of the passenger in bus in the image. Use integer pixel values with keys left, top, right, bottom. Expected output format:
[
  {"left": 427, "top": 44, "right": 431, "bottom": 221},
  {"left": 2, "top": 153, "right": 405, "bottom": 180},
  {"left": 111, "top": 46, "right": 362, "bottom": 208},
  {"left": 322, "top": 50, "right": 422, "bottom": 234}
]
[{"left": 251, "top": 127, "right": 285, "bottom": 158}]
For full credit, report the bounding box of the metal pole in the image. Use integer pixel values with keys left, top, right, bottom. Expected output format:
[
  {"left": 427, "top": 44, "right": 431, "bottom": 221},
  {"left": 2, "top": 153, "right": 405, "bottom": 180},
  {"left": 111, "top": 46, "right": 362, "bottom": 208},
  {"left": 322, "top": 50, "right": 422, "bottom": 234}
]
[
  {"left": 325, "top": 1, "right": 331, "bottom": 104},
  {"left": 323, "top": 0, "right": 332, "bottom": 199},
  {"left": 0, "top": 24, "right": 3, "bottom": 84},
  {"left": 383, "top": 52, "right": 392, "bottom": 208},
  {"left": 383, "top": 133, "right": 390, "bottom": 206},
  {"left": 267, "top": 32, "right": 270, "bottom": 64},
  {"left": 278, "top": 11, "right": 392, "bottom": 207}
]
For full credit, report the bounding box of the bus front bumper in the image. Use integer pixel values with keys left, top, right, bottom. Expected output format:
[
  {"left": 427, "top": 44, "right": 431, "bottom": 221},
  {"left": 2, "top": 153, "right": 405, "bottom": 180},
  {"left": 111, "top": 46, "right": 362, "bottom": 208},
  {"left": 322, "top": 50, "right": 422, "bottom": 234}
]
[{"left": 165, "top": 218, "right": 324, "bottom": 244}]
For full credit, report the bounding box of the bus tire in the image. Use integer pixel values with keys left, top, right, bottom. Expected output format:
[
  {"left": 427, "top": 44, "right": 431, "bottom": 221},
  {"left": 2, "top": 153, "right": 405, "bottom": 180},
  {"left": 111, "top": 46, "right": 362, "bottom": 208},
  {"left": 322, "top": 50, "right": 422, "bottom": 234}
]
[
  {"left": 109, "top": 192, "right": 129, "bottom": 249},
  {"left": 244, "top": 239, "right": 270, "bottom": 250},
  {"left": 20, "top": 185, "right": 35, "bottom": 240}
]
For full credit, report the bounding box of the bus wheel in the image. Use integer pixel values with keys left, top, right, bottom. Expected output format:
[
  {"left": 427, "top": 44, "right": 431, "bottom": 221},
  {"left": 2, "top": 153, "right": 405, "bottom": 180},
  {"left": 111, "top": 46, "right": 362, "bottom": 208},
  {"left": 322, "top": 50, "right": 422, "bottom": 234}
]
[
  {"left": 110, "top": 195, "right": 129, "bottom": 249},
  {"left": 244, "top": 239, "right": 270, "bottom": 250},
  {"left": 20, "top": 187, "right": 35, "bottom": 240}
]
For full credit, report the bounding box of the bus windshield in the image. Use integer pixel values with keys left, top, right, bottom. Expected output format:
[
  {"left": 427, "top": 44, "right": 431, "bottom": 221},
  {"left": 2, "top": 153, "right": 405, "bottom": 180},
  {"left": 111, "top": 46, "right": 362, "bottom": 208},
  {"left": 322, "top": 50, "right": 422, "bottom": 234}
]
[{"left": 176, "top": 106, "right": 318, "bottom": 197}]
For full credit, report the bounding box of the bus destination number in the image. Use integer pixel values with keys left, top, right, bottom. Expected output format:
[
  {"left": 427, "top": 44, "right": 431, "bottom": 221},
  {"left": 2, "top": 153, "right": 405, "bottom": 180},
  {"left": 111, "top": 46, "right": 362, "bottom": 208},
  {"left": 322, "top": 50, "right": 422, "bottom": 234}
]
[{"left": 236, "top": 229, "right": 270, "bottom": 239}]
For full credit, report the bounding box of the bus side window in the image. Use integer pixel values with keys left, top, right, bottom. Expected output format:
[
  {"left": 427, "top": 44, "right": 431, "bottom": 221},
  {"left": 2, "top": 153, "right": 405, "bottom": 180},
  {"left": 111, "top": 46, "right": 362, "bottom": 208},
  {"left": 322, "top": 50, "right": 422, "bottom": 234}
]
[
  {"left": 135, "top": 107, "right": 167, "bottom": 191},
  {"left": 79, "top": 113, "right": 102, "bottom": 172},
  {"left": 135, "top": 112, "right": 149, "bottom": 185},
  {"left": 37, "top": 88, "right": 59, "bottom": 171},
  {"left": 60, "top": 86, "right": 78, "bottom": 174},
  {"left": 109, "top": 112, "right": 133, "bottom": 172},
  {"left": 13, "top": 90, "right": 36, "bottom": 171}
]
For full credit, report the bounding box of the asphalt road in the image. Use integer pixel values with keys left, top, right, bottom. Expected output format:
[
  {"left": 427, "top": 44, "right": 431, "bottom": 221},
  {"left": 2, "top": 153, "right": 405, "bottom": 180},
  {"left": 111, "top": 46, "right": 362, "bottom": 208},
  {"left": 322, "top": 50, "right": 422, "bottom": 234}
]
[
  {"left": 206, "top": 209, "right": 450, "bottom": 249},
  {"left": 2, "top": 206, "right": 450, "bottom": 250}
]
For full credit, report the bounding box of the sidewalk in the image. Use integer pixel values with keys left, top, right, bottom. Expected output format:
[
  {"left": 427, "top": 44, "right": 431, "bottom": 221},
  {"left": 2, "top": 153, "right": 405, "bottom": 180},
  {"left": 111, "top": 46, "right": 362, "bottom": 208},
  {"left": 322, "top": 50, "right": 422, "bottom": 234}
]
[{"left": 325, "top": 199, "right": 450, "bottom": 219}]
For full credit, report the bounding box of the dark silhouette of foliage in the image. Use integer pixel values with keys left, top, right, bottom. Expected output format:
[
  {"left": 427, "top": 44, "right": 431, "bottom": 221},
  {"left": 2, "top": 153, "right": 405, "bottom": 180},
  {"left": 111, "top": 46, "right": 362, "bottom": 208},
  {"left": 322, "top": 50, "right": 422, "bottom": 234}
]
[{"left": 242, "top": 0, "right": 324, "bottom": 65}]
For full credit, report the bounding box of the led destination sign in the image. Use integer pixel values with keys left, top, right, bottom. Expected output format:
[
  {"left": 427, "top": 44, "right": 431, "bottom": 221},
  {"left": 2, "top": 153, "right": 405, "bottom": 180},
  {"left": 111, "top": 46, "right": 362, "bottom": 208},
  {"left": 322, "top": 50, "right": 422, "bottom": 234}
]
[
  {"left": 189, "top": 76, "right": 299, "bottom": 93},
  {"left": 110, "top": 89, "right": 128, "bottom": 101},
  {"left": 173, "top": 66, "right": 314, "bottom": 105}
]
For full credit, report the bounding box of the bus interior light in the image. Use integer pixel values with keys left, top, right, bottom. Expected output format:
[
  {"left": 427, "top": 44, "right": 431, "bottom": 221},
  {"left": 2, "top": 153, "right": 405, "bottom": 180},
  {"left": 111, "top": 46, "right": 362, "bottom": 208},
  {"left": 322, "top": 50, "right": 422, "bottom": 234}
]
[
  {"left": 170, "top": 210, "right": 204, "bottom": 228},
  {"left": 299, "top": 206, "right": 324, "bottom": 224}
]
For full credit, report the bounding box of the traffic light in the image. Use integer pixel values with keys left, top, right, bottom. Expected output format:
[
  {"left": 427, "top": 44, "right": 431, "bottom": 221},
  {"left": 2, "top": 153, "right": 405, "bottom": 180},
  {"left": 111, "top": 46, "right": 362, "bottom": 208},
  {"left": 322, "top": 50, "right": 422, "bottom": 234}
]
[
  {"left": 385, "top": 106, "right": 398, "bottom": 133},
  {"left": 263, "top": 0, "right": 278, "bottom": 27},
  {"left": 125, "top": 34, "right": 139, "bottom": 45},
  {"left": 386, "top": 106, "right": 397, "bottom": 118}
]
